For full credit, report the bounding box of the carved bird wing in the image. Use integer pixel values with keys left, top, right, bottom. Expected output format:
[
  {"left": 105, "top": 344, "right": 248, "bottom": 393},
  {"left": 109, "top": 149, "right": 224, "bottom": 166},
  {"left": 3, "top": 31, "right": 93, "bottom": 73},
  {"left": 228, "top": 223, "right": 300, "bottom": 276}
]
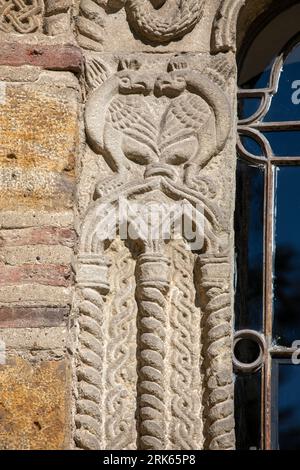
[
  {"left": 159, "top": 93, "right": 212, "bottom": 163},
  {"left": 106, "top": 95, "right": 159, "bottom": 161}
]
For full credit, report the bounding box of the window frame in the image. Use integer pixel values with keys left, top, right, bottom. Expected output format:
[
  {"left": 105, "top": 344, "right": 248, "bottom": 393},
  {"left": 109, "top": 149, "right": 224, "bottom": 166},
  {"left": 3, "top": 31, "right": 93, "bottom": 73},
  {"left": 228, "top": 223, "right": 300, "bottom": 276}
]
[{"left": 236, "top": 32, "right": 300, "bottom": 450}]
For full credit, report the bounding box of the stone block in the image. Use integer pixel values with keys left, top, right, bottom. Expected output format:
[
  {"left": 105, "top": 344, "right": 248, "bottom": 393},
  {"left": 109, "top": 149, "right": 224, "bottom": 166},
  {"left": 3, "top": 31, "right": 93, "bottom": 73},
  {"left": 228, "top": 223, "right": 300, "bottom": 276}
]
[
  {"left": 0, "top": 357, "right": 68, "bottom": 450},
  {"left": 0, "top": 81, "right": 79, "bottom": 210}
]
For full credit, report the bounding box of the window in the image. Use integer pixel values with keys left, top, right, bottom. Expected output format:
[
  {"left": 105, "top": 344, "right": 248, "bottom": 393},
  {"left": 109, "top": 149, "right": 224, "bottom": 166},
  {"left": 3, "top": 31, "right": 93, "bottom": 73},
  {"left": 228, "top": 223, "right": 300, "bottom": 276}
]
[{"left": 235, "top": 4, "right": 300, "bottom": 450}]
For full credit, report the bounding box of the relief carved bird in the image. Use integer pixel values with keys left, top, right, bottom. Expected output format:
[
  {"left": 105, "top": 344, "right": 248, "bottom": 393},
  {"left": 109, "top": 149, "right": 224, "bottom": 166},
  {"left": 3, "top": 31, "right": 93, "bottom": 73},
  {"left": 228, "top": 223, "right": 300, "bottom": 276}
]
[{"left": 85, "top": 65, "right": 231, "bottom": 184}]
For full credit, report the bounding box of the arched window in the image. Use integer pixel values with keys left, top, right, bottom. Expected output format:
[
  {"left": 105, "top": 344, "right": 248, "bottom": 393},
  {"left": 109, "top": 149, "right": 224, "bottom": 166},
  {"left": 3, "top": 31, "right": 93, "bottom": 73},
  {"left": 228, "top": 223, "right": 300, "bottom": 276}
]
[{"left": 235, "top": 3, "right": 300, "bottom": 450}]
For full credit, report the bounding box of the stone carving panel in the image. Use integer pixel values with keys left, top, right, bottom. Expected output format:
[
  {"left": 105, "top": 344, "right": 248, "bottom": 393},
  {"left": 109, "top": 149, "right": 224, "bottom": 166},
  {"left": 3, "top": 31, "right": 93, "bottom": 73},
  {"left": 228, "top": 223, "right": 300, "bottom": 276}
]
[
  {"left": 74, "top": 53, "right": 235, "bottom": 450},
  {"left": 0, "top": 0, "right": 43, "bottom": 33},
  {"left": 77, "top": 0, "right": 207, "bottom": 51}
]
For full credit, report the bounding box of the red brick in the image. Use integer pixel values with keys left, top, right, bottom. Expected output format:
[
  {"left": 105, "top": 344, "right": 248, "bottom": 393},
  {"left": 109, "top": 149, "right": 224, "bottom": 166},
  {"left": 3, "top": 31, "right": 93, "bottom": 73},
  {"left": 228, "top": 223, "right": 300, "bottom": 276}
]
[
  {"left": 0, "top": 306, "right": 68, "bottom": 328},
  {"left": 0, "top": 264, "right": 72, "bottom": 287},
  {"left": 0, "top": 227, "right": 76, "bottom": 248},
  {"left": 0, "top": 43, "right": 83, "bottom": 73}
]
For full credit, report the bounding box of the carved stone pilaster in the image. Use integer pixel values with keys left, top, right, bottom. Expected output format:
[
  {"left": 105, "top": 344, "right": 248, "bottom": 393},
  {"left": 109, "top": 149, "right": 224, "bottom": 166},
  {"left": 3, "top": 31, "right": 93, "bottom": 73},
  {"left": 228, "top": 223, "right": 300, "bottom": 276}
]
[
  {"left": 135, "top": 250, "right": 171, "bottom": 449},
  {"left": 198, "top": 255, "right": 235, "bottom": 450},
  {"left": 74, "top": 254, "right": 111, "bottom": 450},
  {"left": 75, "top": 53, "right": 235, "bottom": 450}
]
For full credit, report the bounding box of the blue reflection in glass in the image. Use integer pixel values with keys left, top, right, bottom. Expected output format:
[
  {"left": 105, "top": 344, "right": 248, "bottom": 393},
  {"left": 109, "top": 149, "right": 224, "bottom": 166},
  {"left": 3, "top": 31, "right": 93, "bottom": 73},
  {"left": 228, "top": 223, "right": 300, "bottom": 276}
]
[
  {"left": 273, "top": 166, "right": 300, "bottom": 346},
  {"left": 277, "top": 363, "right": 300, "bottom": 449},
  {"left": 238, "top": 98, "right": 264, "bottom": 121},
  {"left": 264, "top": 43, "right": 300, "bottom": 122},
  {"left": 235, "top": 371, "right": 261, "bottom": 450},
  {"left": 264, "top": 131, "right": 300, "bottom": 156},
  {"left": 240, "top": 135, "right": 265, "bottom": 157},
  {"left": 235, "top": 159, "right": 264, "bottom": 332}
]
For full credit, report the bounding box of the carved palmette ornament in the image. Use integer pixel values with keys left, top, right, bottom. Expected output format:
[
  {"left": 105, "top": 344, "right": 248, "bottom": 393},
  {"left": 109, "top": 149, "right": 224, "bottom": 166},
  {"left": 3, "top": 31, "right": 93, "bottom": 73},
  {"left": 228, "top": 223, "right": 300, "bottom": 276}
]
[
  {"left": 0, "top": 0, "right": 43, "bottom": 33},
  {"left": 77, "top": 0, "right": 205, "bottom": 50},
  {"left": 75, "top": 58, "right": 234, "bottom": 449}
]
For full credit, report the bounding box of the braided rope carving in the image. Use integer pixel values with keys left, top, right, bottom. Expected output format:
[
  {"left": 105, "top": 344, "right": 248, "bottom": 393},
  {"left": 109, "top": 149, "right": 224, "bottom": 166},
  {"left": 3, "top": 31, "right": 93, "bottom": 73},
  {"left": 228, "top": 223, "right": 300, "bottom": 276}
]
[
  {"left": 169, "top": 241, "right": 202, "bottom": 449},
  {"left": 198, "top": 256, "right": 235, "bottom": 450},
  {"left": 105, "top": 241, "right": 137, "bottom": 449},
  {"left": 135, "top": 252, "right": 170, "bottom": 450},
  {"left": 0, "top": 0, "right": 43, "bottom": 33},
  {"left": 126, "top": 0, "right": 204, "bottom": 43},
  {"left": 75, "top": 287, "right": 106, "bottom": 450}
]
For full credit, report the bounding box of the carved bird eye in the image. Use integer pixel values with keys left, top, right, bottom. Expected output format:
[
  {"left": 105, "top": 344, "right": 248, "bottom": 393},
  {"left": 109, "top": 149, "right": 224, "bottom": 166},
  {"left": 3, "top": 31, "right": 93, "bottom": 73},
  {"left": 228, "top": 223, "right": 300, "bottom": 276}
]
[
  {"left": 176, "top": 77, "right": 186, "bottom": 86},
  {"left": 120, "top": 77, "right": 131, "bottom": 87}
]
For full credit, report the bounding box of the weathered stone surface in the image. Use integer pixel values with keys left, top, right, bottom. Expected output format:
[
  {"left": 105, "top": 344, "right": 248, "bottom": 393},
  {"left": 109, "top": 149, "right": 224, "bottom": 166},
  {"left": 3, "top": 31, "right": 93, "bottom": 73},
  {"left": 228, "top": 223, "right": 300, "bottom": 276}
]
[
  {"left": 0, "top": 81, "right": 79, "bottom": 210},
  {"left": 0, "top": 245, "right": 73, "bottom": 266},
  {"left": 0, "top": 227, "right": 76, "bottom": 248},
  {"left": 0, "top": 357, "right": 68, "bottom": 450},
  {"left": 0, "top": 264, "right": 72, "bottom": 287},
  {"left": 0, "top": 307, "right": 68, "bottom": 328},
  {"left": 0, "top": 210, "right": 74, "bottom": 229},
  {"left": 0, "top": 285, "right": 72, "bottom": 306},
  {"left": 0, "top": 43, "right": 83, "bottom": 72},
  {"left": 0, "top": 327, "right": 67, "bottom": 351}
]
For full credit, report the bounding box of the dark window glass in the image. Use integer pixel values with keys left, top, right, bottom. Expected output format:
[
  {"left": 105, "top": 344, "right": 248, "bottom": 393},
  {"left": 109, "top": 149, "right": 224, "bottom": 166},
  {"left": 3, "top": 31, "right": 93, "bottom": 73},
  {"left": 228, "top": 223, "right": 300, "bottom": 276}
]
[
  {"left": 235, "top": 371, "right": 261, "bottom": 450},
  {"left": 273, "top": 166, "right": 300, "bottom": 346},
  {"left": 273, "top": 362, "right": 300, "bottom": 450},
  {"left": 235, "top": 160, "right": 264, "bottom": 332},
  {"left": 240, "top": 59, "right": 275, "bottom": 90}
]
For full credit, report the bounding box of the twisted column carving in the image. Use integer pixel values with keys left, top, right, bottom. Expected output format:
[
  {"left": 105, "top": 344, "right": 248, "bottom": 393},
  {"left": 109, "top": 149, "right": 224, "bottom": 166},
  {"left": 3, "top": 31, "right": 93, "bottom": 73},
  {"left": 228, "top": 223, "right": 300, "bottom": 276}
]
[
  {"left": 169, "top": 241, "right": 202, "bottom": 449},
  {"left": 74, "top": 255, "right": 111, "bottom": 450},
  {"left": 198, "top": 255, "right": 235, "bottom": 450},
  {"left": 75, "top": 287, "right": 106, "bottom": 449},
  {"left": 135, "top": 251, "right": 171, "bottom": 450}
]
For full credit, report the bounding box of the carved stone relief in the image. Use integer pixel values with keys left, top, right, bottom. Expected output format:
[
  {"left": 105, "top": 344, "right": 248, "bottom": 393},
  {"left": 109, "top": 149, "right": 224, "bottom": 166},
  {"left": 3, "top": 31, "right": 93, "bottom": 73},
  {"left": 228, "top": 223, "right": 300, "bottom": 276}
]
[
  {"left": 0, "top": 0, "right": 43, "bottom": 33},
  {"left": 74, "top": 53, "right": 236, "bottom": 450},
  {"left": 0, "top": 0, "right": 74, "bottom": 36},
  {"left": 77, "top": 0, "right": 218, "bottom": 52},
  {"left": 0, "top": 0, "right": 242, "bottom": 452}
]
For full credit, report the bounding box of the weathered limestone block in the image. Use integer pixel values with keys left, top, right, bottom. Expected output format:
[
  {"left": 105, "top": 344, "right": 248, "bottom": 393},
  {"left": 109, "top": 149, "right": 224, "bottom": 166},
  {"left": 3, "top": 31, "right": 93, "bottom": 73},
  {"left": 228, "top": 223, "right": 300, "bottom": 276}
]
[
  {"left": 0, "top": 356, "right": 68, "bottom": 450},
  {"left": 44, "top": 0, "right": 73, "bottom": 36},
  {"left": 0, "top": 306, "right": 68, "bottom": 328},
  {"left": 0, "top": 71, "right": 79, "bottom": 211}
]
